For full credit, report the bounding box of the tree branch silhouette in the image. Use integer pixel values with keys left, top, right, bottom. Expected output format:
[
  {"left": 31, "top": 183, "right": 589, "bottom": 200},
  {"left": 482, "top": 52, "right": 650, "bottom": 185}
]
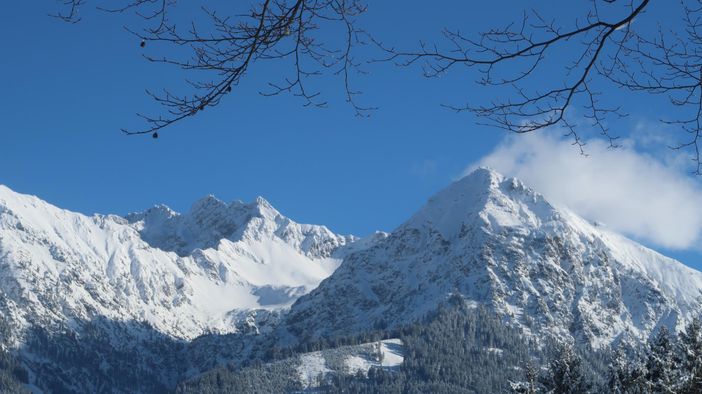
[
  {"left": 56, "top": 0, "right": 702, "bottom": 173},
  {"left": 55, "top": 0, "right": 371, "bottom": 137}
]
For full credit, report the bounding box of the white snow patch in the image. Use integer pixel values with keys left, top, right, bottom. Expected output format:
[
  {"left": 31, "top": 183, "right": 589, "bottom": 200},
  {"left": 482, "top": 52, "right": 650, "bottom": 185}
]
[
  {"left": 380, "top": 338, "right": 404, "bottom": 367},
  {"left": 343, "top": 339, "right": 404, "bottom": 376},
  {"left": 345, "top": 355, "right": 371, "bottom": 375},
  {"left": 485, "top": 347, "right": 504, "bottom": 356},
  {"left": 297, "top": 352, "right": 331, "bottom": 389}
]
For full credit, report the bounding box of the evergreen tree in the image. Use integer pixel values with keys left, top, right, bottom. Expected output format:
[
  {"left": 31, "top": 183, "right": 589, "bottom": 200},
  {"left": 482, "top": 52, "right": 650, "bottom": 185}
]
[
  {"left": 608, "top": 345, "right": 629, "bottom": 394},
  {"left": 646, "top": 326, "right": 678, "bottom": 394},
  {"left": 626, "top": 359, "right": 651, "bottom": 394},
  {"left": 678, "top": 317, "right": 702, "bottom": 394},
  {"left": 511, "top": 361, "right": 541, "bottom": 394},
  {"left": 543, "top": 343, "right": 589, "bottom": 394}
]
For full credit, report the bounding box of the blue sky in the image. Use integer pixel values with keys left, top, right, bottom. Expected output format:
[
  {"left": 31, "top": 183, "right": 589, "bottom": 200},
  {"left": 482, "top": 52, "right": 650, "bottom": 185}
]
[{"left": 2, "top": 1, "right": 702, "bottom": 269}]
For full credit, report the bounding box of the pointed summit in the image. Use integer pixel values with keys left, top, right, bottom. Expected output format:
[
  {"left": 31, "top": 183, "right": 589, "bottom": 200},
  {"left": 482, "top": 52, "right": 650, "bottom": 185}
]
[
  {"left": 459, "top": 166, "right": 504, "bottom": 185},
  {"left": 404, "top": 168, "right": 555, "bottom": 239},
  {"left": 190, "top": 194, "right": 226, "bottom": 212},
  {"left": 250, "top": 196, "right": 281, "bottom": 220},
  {"left": 254, "top": 196, "right": 271, "bottom": 206}
]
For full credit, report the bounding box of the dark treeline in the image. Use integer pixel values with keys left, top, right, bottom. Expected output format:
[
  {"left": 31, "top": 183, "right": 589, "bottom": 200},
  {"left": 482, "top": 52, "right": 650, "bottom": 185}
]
[
  {"left": 2, "top": 291, "right": 700, "bottom": 393},
  {"left": 0, "top": 348, "right": 28, "bottom": 393},
  {"left": 318, "top": 302, "right": 539, "bottom": 394},
  {"left": 0, "top": 312, "right": 29, "bottom": 393},
  {"left": 180, "top": 298, "right": 544, "bottom": 393},
  {"left": 510, "top": 318, "right": 702, "bottom": 394},
  {"left": 182, "top": 298, "right": 702, "bottom": 394},
  {"left": 605, "top": 319, "right": 702, "bottom": 394}
]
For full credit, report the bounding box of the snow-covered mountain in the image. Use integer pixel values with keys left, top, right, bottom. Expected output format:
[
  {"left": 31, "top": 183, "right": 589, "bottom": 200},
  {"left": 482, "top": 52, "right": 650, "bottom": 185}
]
[
  {"left": 0, "top": 185, "right": 368, "bottom": 342},
  {"left": 282, "top": 168, "right": 702, "bottom": 349},
  {"left": 3, "top": 168, "right": 702, "bottom": 392}
]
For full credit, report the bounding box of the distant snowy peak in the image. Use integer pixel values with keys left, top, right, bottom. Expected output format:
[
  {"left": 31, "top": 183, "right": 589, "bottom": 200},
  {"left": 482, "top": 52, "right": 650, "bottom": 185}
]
[
  {"left": 0, "top": 184, "right": 380, "bottom": 342},
  {"left": 126, "top": 194, "right": 356, "bottom": 258}
]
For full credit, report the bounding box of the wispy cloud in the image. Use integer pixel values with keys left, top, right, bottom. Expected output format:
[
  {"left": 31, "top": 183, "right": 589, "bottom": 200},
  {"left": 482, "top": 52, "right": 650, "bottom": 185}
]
[{"left": 467, "top": 130, "right": 702, "bottom": 250}]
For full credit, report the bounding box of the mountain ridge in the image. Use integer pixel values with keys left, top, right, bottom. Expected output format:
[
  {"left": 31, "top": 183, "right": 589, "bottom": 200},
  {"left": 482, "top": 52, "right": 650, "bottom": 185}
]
[
  {"left": 280, "top": 168, "right": 702, "bottom": 349},
  {"left": 2, "top": 170, "right": 702, "bottom": 392},
  {"left": 0, "top": 184, "right": 367, "bottom": 342}
]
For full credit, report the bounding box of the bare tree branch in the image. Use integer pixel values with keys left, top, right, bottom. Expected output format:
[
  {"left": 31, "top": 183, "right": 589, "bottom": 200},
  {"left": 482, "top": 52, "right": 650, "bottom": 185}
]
[
  {"left": 55, "top": 0, "right": 372, "bottom": 136},
  {"left": 55, "top": 0, "right": 702, "bottom": 173},
  {"left": 373, "top": 0, "right": 702, "bottom": 173},
  {"left": 376, "top": 1, "right": 648, "bottom": 151}
]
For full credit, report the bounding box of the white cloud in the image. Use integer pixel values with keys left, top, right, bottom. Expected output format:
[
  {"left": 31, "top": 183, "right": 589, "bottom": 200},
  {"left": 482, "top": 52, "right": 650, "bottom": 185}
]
[{"left": 468, "top": 131, "right": 702, "bottom": 250}]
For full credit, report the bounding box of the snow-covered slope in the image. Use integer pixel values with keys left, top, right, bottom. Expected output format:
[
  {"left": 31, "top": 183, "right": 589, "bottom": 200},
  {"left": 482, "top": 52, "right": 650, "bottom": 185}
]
[
  {"left": 178, "top": 338, "right": 404, "bottom": 392},
  {"left": 282, "top": 168, "right": 702, "bottom": 349},
  {"left": 0, "top": 185, "right": 364, "bottom": 341},
  {"left": 296, "top": 338, "right": 404, "bottom": 390}
]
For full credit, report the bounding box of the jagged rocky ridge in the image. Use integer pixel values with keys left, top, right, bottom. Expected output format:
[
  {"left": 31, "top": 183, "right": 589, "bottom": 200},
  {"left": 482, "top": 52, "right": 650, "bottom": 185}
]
[
  {"left": 0, "top": 186, "right": 383, "bottom": 390},
  {"left": 0, "top": 187, "right": 371, "bottom": 341}
]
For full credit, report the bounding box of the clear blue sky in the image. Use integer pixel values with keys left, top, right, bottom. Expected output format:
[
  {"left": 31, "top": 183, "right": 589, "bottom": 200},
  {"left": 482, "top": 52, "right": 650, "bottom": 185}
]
[{"left": 2, "top": 1, "right": 701, "bottom": 269}]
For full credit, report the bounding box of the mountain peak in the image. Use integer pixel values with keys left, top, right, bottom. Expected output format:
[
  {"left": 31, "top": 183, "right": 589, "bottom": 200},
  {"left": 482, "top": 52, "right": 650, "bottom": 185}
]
[
  {"left": 403, "top": 168, "right": 553, "bottom": 239},
  {"left": 251, "top": 196, "right": 280, "bottom": 219},
  {"left": 462, "top": 166, "right": 504, "bottom": 184},
  {"left": 254, "top": 196, "right": 270, "bottom": 206},
  {"left": 125, "top": 203, "right": 178, "bottom": 224},
  {"left": 123, "top": 193, "right": 354, "bottom": 260},
  {"left": 0, "top": 184, "right": 376, "bottom": 356},
  {"left": 283, "top": 169, "right": 702, "bottom": 349},
  {"left": 190, "top": 194, "right": 226, "bottom": 212}
]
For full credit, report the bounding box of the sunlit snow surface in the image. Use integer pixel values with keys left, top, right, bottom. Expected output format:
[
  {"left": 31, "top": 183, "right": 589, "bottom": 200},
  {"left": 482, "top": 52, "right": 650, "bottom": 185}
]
[
  {"left": 2, "top": 167, "right": 702, "bottom": 353},
  {"left": 0, "top": 185, "right": 378, "bottom": 340}
]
